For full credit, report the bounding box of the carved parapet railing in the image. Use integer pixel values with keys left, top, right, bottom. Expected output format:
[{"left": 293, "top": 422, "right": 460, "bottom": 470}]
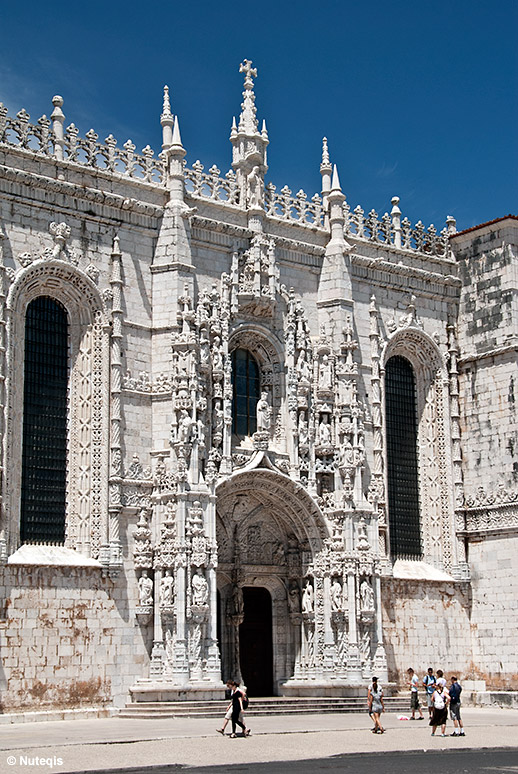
[
  {"left": 264, "top": 183, "right": 324, "bottom": 228},
  {"left": 184, "top": 161, "right": 241, "bottom": 204},
  {"left": 344, "top": 200, "right": 453, "bottom": 258},
  {"left": 0, "top": 102, "right": 165, "bottom": 184}
]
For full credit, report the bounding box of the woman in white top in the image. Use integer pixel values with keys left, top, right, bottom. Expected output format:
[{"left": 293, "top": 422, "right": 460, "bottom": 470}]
[{"left": 430, "top": 683, "right": 449, "bottom": 737}]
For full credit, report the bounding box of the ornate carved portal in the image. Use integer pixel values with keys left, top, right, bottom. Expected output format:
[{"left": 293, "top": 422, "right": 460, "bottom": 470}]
[{"left": 216, "top": 471, "right": 319, "bottom": 693}]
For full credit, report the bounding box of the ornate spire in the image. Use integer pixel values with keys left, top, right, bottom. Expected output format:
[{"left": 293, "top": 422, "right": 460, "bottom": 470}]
[
  {"left": 161, "top": 86, "right": 174, "bottom": 150},
  {"left": 230, "top": 59, "right": 268, "bottom": 212},
  {"left": 238, "top": 59, "right": 259, "bottom": 134},
  {"left": 171, "top": 115, "right": 184, "bottom": 151},
  {"left": 321, "top": 137, "right": 331, "bottom": 171},
  {"left": 330, "top": 163, "right": 342, "bottom": 193}
]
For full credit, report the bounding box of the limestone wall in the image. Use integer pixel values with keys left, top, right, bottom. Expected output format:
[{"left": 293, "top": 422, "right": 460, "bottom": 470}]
[
  {"left": 381, "top": 578, "right": 472, "bottom": 685},
  {"left": 0, "top": 563, "right": 149, "bottom": 712},
  {"left": 468, "top": 534, "right": 518, "bottom": 688}
]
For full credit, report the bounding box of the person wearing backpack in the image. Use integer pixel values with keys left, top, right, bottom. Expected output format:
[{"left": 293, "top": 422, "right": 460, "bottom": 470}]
[{"left": 422, "top": 667, "right": 436, "bottom": 717}]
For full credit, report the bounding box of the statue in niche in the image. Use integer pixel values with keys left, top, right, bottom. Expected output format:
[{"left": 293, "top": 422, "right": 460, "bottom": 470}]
[
  {"left": 177, "top": 350, "right": 189, "bottom": 378},
  {"left": 339, "top": 437, "right": 354, "bottom": 466},
  {"left": 200, "top": 330, "right": 210, "bottom": 365},
  {"left": 357, "top": 518, "right": 370, "bottom": 551},
  {"left": 211, "top": 337, "right": 223, "bottom": 371},
  {"left": 302, "top": 581, "right": 314, "bottom": 613},
  {"left": 178, "top": 409, "right": 193, "bottom": 444},
  {"left": 160, "top": 570, "right": 174, "bottom": 606},
  {"left": 360, "top": 579, "right": 375, "bottom": 611},
  {"left": 256, "top": 391, "right": 271, "bottom": 432},
  {"left": 165, "top": 628, "right": 175, "bottom": 661},
  {"left": 288, "top": 580, "right": 301, "bottom": 615},
  {"left": 212, "top": 400, "right": 224, "bottom": 438},
  {"left": 247, "top": 165, "right": 264, "bottom": 209},
  {"left": 192, "top": 568, "right": 209, "bottom": 606},
  {"left": 297, "top": 349, "right": 311, "bottom": 383},
  {"left": 298, "top": 412, "right": 308, "bottom": 445},
  {"left": 331, "top": 578, "right": 343, "bottom": 612},
  {"left": 228, "top": 582, "right": 244, "bottom": 622},
  {"left": 318, "top": 414, "right": 332, "bottom": 445},
  {"left": 138, "top": 570, "right": 153, "bottom": 606},
  {"left": 318, "top": 354, "right": 332, "bottom": 390}
]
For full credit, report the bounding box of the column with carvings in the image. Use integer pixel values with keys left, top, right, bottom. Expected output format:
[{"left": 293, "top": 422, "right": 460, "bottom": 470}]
[
  {"left": 447, "top": 319, "right": 470, "bottom": 579},
  {"left": 0, "top": 223, "right": 7, "bottom": 562},
  {"left": 369, "top": 295, "right": 389, "bottom": 566},
  {"left": 346, "top": 561, "right": 362, "bottom": 682},
  {"left": 107, "top": 235, "right": 124, "bottom": 570}
]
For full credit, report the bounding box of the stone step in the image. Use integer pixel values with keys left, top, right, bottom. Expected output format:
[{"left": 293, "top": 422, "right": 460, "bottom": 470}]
[{"left": 119, "top": 696, "right": 409, "bottom": 718}]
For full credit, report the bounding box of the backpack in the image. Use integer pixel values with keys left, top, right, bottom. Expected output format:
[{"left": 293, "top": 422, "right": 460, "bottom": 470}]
[{"left": 242, "top": 692, "right": 249, "bottom": 710}]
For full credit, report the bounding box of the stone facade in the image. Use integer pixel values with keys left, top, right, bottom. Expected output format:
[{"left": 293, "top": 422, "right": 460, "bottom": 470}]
[{"left": 0, "top": 63, "right": 516, "bottom": 712}]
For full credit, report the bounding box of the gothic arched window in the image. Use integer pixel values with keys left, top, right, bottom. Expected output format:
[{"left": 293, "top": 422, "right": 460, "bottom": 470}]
[
  {"left": 20, "top": 296, "right": 68, "bottom": 544},
  {"left": 385, "top": 354, "right": 422, "bottom": 558},
  {"left": 232, "top": 348, "right": 260, "bottom": 436}
]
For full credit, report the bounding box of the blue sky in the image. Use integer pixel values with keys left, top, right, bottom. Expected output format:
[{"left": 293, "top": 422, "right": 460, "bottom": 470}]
[{"left": 1, "top": 0, "right": 516, "bottom": 231}]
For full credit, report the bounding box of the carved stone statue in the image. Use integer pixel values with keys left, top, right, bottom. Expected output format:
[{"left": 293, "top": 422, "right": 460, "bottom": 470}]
[
  {"left": 298, "top": 412, "right": 308, "bottom": 445},
  {"left": 213, "top": 400, "right": 224, "bottom": 435},
  {"left": 247, "top": 165, "right": 264, "bottom": 209},
  {"left": 178, "top": 409, "right": 193, "bottom": 444},
  {"left": 212, "top": 336, "right": 223, "bottom": 371},
  {"left": 192, "top": 568, "right": 209, "bottom": 606},
  {"left": 256, "top": 391, "right": 271, "bottom": 432},
  {"left": 297, "top": 349, "right": 311, "bottom": 383},
  {"left": 288, "top": 580, "right": 301, "bottom": 615},
  {"left": 331, "top": 578, "right": 343, "bottom": 612},
  {"left": 138, "top": 570, "right": 153, "bottom": 606},
  {"left": 302, "top": 581, "right": 314, "bottom": 613},
  {"left": 318, "top": 414, "right": 332, "bottom": 445},
  {"left": 160, "top": 570, "right": 174, "bottom": 606},
  {"left": 318, "top": 354, "right": 332, "bottom": 390},
  {"left": 228, "top": 582, "right": 244, "bottom": 622},
  {"left": 360, "top": 579, "right": 375, "bottom": 611}
]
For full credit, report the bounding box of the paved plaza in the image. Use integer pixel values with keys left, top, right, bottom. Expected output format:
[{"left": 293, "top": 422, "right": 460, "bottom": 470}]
[{"left": 1, "top": 707, "right": 517, "bottom": 773}]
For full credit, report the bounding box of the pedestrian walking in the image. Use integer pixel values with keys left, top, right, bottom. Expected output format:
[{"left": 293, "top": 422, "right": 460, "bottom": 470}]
[
  {"left": 227, "top": 680, "right": 250, "bottom": 738},
  {"left": 422, "top": 667, "right": 436, "bottom": 717},
  {"left": 430, "top": 682, "right": 449, "bottom": 737},
  {"left": 367, "top": 676, "right": 385, "bottom": 733},
  {"left": 406, "top": 668, "right": 424, "bottom": 720},
  {"left": 216, "top": 680, "right": 236, "bottom": 736},
  {"left": 448, "top": 675, "right": 465, "bottom": 736}
]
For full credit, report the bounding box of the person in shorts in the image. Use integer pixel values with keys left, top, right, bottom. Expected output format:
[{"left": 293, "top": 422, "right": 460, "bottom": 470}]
[
  {"left": 423, "top": 667, "right": 436, "bottom": 717},
  {"left": 448, "top": 675, "right": 465, "bottom": 736},
  {"left": 407, "top": 668, "right": 424, "bottom": 720}
]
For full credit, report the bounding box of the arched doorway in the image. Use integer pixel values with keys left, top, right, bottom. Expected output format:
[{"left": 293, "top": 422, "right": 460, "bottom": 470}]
[
  {"left": 239, "top": 587, "right": 273, "bottom": 696},
  {"left": 215, "top": 465, "right": 328, "bottom": 694}
]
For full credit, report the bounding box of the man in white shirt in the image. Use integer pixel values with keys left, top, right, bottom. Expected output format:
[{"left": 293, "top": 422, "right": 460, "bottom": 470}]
[{"left": 407, "top": 667, "right": 424, "bottom": 720}]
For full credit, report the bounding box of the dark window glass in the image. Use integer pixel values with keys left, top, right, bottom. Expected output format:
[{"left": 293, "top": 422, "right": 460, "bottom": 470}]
[
  {"left": 385, "top": 355, "right": 421, "bottom": 558},
  {"left": 20, "top": 296, "right": 68, "bottom": 544},
  {"left": 232, "top": 349, "right": 260, "bottom": 436}
]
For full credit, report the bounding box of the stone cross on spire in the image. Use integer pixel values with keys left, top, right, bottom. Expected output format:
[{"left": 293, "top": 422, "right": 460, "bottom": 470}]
[
  {"left": 239, "top": 59, "right": 257, "bottom": 88},
  {"left": 238, "top": 59, "right": 259, "bottom": 134}
]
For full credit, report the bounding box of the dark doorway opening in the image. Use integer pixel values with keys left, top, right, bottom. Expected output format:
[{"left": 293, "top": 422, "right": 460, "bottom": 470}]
[{"left": 239, "top": 587, "right": 273, "bottom": 697}]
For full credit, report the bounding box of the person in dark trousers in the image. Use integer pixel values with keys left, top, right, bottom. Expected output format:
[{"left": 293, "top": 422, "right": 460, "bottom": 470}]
[
  {"left": 449, "top": 675, "right": 465, "bottom": 736},
  {"left": 228, "top": 680, "right": 250, "bottom": 738}
]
